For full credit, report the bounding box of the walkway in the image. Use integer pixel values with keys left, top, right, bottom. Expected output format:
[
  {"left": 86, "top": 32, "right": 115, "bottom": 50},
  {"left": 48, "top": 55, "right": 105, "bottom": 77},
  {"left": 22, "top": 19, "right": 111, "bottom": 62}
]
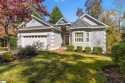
[
  {"left": 0, "top": 51, "right": 7, "bottom": 55},
  {"left": 53, "top": 46, "right": 67, "bottom": 54}
]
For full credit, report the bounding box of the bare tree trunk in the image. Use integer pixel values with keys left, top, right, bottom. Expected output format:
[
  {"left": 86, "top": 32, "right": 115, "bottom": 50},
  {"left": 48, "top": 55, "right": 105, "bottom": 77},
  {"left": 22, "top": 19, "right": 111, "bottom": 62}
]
[{"left": 5, "top": 27, "right": 11, "bottom": 51}]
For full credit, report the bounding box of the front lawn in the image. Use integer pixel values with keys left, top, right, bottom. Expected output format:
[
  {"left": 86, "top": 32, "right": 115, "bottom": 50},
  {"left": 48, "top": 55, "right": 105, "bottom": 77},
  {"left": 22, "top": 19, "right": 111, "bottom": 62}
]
[{"left": 0, "top": 51, "right": 112, "bottom": 83}]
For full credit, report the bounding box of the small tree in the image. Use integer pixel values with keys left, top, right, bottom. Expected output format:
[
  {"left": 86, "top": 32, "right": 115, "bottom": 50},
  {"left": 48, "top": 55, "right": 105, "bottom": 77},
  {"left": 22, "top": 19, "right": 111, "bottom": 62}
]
[
  {"left": 85, "top": 0, "right": 103, "bottom": 19},
  {"left": 49, "top": 6, "right": 63, "bottom": 23},
  {"left": 113, "top": 0, "right": 125, "bottom": 32},
  {"left": 0, "top": 0, "right": 49, "bottom": 51},
  {"left": 101, "top": 10, "right": 121, "bottom": 54}
]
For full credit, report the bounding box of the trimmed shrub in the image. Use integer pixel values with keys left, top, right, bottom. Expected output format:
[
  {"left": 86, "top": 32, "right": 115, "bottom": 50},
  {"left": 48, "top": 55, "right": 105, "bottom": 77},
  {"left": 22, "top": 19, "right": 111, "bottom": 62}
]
[
  {"left": 76, "top": 46, "right": 83, "bottom": 52},
  {"left": 1, "top": 52, "right": 14, "bottom": 62},
  {"left": 111, "top": 42, "right": 125, "bottom": 78},
  {"left": 93, "top": 47, "right": 102, "bottom": 55},
  {"left": 67, "top": 45, "right": 74, "bottom": 52},
  {"left": 0, "top": 47, "right": 8, "bottom": 51},
  {"left": 18, "top": 45, "right": 37, "bottom": 57},
  {"left": 85, "top": 47, "right": 91, "bottom": 54}
]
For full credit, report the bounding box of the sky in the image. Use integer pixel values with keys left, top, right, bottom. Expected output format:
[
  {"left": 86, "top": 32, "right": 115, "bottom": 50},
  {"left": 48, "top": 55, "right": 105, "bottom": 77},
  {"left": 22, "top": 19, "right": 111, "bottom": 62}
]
[{"left": 43, "top": 0, "right": 116, "bottom": 22}]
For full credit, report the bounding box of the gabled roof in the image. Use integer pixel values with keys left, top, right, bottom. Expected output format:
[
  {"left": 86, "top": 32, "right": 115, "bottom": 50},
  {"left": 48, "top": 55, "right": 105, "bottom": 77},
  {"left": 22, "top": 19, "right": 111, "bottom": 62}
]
[
  {"left": 56, "top": 17, "right": 71, "bottom": 25},
  {"left": 31, "top": 15, "right": 54, "bottom": 27},
  {"left": 17, "top": 15, "right": 54, "bottom": 29},
  {"left": 17, "top": 15, "right": 61, "bottom": 31},
  {"left": 69, "top": 13, "right": 109, "bottom": 29}
]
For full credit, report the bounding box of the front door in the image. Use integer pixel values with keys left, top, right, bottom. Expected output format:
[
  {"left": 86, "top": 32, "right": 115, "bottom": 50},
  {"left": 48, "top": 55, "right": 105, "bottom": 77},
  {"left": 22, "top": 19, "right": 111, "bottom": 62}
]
[{"left": 65, "top": 36, "right": 69, "bottom": 45}]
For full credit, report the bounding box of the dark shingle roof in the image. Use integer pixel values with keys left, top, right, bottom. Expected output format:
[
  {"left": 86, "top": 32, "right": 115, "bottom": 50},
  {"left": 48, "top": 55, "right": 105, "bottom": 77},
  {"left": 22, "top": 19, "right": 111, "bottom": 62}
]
[
  {"left": 71, "top": 19, "right": 91, "bottom": 27},
  {"left": 70, "top": 19, "right": 103, "bottom": 28}
]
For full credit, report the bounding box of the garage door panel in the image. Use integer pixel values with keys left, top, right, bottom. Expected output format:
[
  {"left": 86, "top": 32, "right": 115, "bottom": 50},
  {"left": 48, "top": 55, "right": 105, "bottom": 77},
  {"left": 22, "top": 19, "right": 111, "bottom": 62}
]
[{"left": 22, "top": 35, "right": 47, "bottom": 49}]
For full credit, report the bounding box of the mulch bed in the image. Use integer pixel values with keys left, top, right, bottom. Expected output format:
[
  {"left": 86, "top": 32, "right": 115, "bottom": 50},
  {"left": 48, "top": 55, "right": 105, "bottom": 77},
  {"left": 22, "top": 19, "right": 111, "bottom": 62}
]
[{"left": 103, "top": 65, "right": 125, "bottom": 83}]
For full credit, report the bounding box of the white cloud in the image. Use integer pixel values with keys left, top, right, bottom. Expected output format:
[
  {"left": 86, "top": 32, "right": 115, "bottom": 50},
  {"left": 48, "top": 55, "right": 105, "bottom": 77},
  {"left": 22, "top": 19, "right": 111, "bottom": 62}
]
[{"left": 54, "top": 0, "right": 65, "bottom": 2}]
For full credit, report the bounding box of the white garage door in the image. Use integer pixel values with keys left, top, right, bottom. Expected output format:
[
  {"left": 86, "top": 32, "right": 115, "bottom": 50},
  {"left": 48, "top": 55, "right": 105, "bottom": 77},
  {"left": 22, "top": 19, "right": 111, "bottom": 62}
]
[{"left": 22, "top": 35, "right": 47, "bottom": 49}]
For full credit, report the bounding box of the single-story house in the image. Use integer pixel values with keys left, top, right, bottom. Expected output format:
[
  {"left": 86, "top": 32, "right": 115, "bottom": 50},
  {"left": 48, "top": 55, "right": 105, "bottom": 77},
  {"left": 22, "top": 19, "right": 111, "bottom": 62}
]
[{"left": 17, "top": 14, "right": 109, "bottom": 53}]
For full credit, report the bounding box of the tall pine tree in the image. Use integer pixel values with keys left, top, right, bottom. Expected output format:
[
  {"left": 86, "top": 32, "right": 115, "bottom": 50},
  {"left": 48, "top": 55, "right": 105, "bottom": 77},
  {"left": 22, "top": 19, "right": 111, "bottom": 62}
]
[
  {"left": 49, "top": 6, "right": 63, "bottom": 24},
  {"left": 85, "top": 0, "right": 103, "bottom": 19}
]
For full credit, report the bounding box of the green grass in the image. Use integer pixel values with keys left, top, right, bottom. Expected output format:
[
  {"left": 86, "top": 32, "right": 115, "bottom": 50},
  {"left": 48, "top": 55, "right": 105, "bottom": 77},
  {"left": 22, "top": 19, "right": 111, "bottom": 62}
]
[{"left": 0, "top": 51, "right": 112, "bottom": 83}]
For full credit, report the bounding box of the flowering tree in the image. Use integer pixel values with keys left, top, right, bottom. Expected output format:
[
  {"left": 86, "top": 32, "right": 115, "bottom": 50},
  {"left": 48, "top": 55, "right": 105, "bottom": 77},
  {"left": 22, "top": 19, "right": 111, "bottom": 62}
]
[{"left": 0, "top": 0, "right": 49, "bottom": 50}]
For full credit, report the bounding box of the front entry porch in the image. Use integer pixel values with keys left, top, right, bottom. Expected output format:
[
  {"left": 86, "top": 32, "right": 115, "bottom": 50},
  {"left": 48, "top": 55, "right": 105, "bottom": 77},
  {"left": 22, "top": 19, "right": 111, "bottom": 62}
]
[
  {"left": 55, "top": 17, "right": 71, "bottom": 46},
  {"left": 65, "top": 35, "right": 69, "bottom": 45},
  {"left": 61, "top": 31, "right": 70, "bottom": 46}
]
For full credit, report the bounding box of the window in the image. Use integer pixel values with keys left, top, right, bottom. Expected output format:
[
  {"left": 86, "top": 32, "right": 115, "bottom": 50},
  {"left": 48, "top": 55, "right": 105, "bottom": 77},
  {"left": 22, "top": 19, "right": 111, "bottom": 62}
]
[
  {"left": 86, "top": 33, "right": 89, "bottom": 42},
  {"left": 75, "top": 33, "right": 83, "bottom": 42}
]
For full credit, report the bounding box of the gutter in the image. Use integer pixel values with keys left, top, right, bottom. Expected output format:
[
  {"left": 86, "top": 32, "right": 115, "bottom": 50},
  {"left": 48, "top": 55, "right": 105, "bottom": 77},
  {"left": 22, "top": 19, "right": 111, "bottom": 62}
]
[
  {"left": 18, "top": 27, "right": 62, "bottom": 32},
  {"left": 68, "top": 26, "right": 109, "bottom": 30}
]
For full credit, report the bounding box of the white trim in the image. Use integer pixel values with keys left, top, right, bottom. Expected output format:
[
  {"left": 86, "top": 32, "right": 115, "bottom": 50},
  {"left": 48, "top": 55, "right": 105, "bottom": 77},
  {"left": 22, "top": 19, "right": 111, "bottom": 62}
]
[
  {"left": 51, "top": 36, "right": 54, "bottom": 39},
  {"left": 56, "top": 23, "right": 71, "bottom": 25},
  {"left": 51, "top": 40, "right": 54, "bottom": 43},
  {"left": 17, "top": 22, "right": 25, "bottom": 28},
  {"left": 80, "top": 14, "right": 109, "bottom": 27},
  {"left": 51, "top": 32, "right": 54, "bottom": 36},
  {"left": 18, "top": 27, "right": 61, "bottom": 32},
  {"left": 74, "top": 32, "right": 84, "bottom": 43},
  {"left": 51, "top": 44, "right": 54, "bottom": 46},
  {"left": 56, "top": 17, "right": 71, "bottom": 25},
  {"left": 69, "top": 26, "right": 108, "bottom": 29},
  {"left": 86, "top": 32, "right": 90, "bottom": 43}
]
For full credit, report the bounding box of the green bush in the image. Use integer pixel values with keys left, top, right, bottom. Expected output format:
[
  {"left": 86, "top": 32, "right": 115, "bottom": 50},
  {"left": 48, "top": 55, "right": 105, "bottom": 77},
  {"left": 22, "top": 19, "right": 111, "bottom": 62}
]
[
  {"left": 67, "top": 45, "right": 74, "bottom": 52},
  {"left": 0, "top": 47, "right": 8, "bottom": 51},
  {"left": 38, "top": 50, "right": 58, "bottom": 55},
  {"left": 9, "top": 35, "right": 17, "bottom": 50},
  {"left": 76, "top": 46, "right": 83, "bottom": 52},
  {"left": 121, "top": 32, "right": 125, "bottom": 42},
  {"left": 93, "top": 47, "right": 102, "bottom": 55},
  {"left": 1, "top": 52, "right": 14, "bottom": 62},
  {"left": 0, "top": 39, "right": 4, "bottom": 47},
  {"left": 85, "top": 47, "right": 91, "bottom": 54},
  {"left": 18, "top": 45, "right": 37, "bottom": 57},
  {"left": 111, "top": 43, "right": 125, "bottom": 63},
  {"left": 111, "top": 42, "right": 125, "bottom": 77}
]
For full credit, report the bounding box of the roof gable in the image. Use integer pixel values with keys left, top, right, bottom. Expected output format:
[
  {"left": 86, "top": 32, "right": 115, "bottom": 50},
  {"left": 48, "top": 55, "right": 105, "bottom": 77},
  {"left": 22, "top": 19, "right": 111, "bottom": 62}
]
[
  {"left": 56, "top": 17, "right": 71, "bottom": 25},
  {"left": 80, "top": 14, "right": 109, "bottom": 27},
  {"left": 17, "top": 15, "right": 53, "bottom": 28},
  {"left": 70, "top": 14, "right": 109, "bottom": 29}
]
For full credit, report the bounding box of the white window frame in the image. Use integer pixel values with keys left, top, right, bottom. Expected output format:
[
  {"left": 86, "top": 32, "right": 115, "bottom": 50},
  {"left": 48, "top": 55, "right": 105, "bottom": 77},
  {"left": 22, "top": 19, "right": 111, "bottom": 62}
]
[
  {"left": 74, "top": 32, "right": 84, "bottom": 43},
  {"left": 86, "top": 32, "right": 90, "bottom": 43}
]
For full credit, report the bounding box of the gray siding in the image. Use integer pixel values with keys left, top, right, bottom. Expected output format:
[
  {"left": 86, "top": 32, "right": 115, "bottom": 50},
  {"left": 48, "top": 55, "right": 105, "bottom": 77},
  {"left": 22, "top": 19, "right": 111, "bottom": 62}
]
[
  {"left": 90, "top": 30, "right": 106, "bottom": 50},
  {"left": 71, "top": 29, "right": 106, "bottom": 53},
  {"left": 54, "top": 30, "right": 62, "bottom": 49}
]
